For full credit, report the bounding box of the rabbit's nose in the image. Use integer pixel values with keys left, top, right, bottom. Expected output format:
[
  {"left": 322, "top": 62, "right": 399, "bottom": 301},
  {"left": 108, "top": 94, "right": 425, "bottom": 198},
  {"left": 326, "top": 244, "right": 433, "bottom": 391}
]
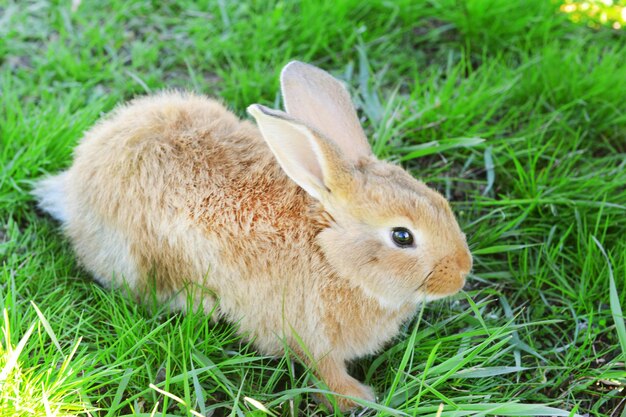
[
  {"left": 426, "top": 254, "right": 468, "bottom": 297},
  {"left": 425, "top": 251, "right": 469, "bottom": 296}
]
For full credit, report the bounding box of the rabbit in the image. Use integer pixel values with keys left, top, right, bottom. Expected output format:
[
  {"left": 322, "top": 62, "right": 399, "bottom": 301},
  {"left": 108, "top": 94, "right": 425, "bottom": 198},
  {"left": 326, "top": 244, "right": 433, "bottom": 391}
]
[{"left": 33, "top": 61, "right": 472, "bottom": 411}]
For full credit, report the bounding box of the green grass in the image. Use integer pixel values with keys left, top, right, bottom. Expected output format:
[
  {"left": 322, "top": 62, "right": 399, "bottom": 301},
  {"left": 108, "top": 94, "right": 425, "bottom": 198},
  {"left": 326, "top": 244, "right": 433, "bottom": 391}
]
[{"left": 2, "top": 0, "right": 626, "bottom": 416}]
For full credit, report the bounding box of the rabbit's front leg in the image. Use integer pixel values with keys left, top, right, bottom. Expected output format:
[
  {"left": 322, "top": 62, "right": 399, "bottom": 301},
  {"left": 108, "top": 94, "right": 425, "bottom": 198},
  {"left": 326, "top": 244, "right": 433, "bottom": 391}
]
[{"left": 315, "top": 354, "right": 375, "bottom": 411}]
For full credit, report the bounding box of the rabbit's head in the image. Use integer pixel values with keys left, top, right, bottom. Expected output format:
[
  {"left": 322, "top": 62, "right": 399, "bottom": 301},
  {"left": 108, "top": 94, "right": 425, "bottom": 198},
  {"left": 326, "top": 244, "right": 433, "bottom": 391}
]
[{"left": 248, "top": 61, "right": 471, "bottom": 309}]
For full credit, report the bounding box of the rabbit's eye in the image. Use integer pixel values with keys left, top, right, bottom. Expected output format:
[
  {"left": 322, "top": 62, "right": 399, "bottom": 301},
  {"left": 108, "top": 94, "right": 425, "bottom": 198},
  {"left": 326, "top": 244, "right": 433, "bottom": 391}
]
[{"left": 391, "top": 227, "right": 414, "bottom": 248}]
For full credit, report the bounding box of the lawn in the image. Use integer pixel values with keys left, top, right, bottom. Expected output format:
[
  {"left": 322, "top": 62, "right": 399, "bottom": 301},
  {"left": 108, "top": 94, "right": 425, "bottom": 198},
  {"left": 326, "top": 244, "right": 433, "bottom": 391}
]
[{"left": 1, "top": 0, "right": 625, "bottom": 416}]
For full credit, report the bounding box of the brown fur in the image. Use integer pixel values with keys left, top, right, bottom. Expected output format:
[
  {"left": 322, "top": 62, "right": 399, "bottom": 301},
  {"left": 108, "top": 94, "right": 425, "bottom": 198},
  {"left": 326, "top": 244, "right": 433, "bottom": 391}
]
[{"left": 34, "top": 62, "right": 472, "bottom": 411}]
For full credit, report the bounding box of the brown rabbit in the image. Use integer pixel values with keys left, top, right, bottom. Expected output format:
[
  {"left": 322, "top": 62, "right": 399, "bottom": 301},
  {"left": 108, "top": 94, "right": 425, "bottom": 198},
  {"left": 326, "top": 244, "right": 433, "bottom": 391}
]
[{"left": 34, "top": 61, "right": 472, "bottom": 410}]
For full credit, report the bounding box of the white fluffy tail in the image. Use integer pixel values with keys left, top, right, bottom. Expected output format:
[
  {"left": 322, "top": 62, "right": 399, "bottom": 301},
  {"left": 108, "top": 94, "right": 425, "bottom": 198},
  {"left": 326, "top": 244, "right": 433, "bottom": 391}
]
[{"left": 32, "top": 171, "right": 70, "bottom": 224}]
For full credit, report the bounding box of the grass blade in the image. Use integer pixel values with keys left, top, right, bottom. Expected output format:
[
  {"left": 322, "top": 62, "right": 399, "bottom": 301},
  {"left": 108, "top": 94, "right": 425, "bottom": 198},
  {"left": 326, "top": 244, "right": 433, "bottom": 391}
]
[
  {"left": 473, "top": 244, "right": 540, "bottom": 255},
  {"left": 414, "top": 402, "right": 582, "bottom": 416},
  {"left": 30, "top": 301, "right": 63, "bottom": 355},
  {"left": 483, "top": 145, "right": 495, "bottom": 195},
  {"left": 399, "top": 138, "right": 485, "bottom": 161},
  {"left": 593, "top": 236, "right": 626, "bottom": 359},
  {"left": 106, "top": 368, "right": 134, "bottom": 417},
  {"left": 452, "top": 366, "right": 527, "bottom": 378},
  {"left": 0, "top": 314, "right": 35, "bottom": 384}
]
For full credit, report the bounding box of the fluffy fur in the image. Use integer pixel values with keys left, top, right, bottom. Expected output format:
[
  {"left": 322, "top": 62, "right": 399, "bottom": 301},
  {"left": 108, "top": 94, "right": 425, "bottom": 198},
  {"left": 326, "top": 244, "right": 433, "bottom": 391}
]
[{"left": 34, "top": 61, "right": 472, "bottom": 410}]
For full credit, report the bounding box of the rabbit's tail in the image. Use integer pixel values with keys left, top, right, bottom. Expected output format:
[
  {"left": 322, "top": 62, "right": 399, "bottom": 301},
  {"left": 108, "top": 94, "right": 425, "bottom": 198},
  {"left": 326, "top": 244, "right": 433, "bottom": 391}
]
[{"left": 33, "top": 171, "right": 70, "bottom": 224}]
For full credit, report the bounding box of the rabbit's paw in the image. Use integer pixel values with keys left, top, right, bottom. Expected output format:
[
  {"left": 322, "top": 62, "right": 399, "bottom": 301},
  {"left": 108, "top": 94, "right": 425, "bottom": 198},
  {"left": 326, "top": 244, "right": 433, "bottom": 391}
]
[
  {"left": 333, "top": 378, "right": 375, "bottom": 412},
  {"left": 317, "top": 373, "right": 375, "bottom": 412}
]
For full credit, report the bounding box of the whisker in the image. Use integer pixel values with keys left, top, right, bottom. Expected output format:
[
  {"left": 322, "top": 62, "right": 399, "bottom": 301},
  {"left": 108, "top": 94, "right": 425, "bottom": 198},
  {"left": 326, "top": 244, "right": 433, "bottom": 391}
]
[
  {"left": 357, "top": 254, "right": 383, "bottom": 268},
  {"left": 416, "top": 270, "right": 434, "bottom": 292}
]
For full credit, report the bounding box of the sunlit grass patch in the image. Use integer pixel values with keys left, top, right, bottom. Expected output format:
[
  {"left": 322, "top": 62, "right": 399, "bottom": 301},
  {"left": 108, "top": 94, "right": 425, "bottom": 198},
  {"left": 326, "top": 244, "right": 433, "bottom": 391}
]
[
  {"left": 560, "top": 0, "right": 626, "bottom": 29},
  {"left": 0, "top": 308, "right": 100, "bottom": 416}
]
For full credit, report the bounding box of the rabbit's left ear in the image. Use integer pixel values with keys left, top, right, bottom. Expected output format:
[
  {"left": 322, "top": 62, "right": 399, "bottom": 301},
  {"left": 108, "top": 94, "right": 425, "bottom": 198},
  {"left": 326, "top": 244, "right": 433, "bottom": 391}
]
[
  {"left": 247, "top": 104, "right": 352, "bottom": 202},
  {"left": 280, "top": 61, "right": 372, "bottom": 163}
]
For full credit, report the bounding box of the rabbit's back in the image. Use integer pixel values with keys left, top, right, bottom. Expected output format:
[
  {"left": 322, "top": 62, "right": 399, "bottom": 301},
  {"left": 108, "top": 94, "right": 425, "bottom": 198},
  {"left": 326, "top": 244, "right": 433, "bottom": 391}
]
[{"left": 56, "top": 92, "right": 319, "bottom": 310}]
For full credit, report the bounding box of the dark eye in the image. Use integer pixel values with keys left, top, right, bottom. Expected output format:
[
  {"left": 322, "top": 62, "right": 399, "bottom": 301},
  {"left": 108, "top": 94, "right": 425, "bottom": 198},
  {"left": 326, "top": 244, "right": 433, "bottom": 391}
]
[{"left": 391, "top": 227, "right": 414, "bottom": 248}]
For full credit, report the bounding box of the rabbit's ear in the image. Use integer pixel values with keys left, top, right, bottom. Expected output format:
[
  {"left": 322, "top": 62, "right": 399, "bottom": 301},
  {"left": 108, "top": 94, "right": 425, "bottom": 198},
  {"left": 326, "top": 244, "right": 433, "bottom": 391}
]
[
  {"left": 280, "top": 61, "right": 372, "bottom": 163},
  {"left": 248, "top": 104, "right": 352, "bottom": 201}
]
